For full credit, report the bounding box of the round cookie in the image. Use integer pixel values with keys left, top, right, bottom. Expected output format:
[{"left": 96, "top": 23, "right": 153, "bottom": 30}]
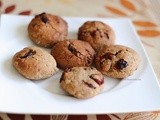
[
  {"left": 28, "top": 12, "right": 68, "bottom": 48},
  {"left": 95, "top": 45, "right": 140, "bottom": 78},
  {"left": 60, "top": 67, "right": 104, "bottom": 99},
  {"left": 13, "top": 47, "right": 58, "bottom": 80},
  {"left": 51, "top": 40, "right": 95, "bottom": 69},
  {"left": 78, "top": 21, "right": 115, "bottom": 51}
]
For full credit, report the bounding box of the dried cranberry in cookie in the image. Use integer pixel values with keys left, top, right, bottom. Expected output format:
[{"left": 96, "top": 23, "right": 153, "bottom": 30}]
[
  {"left": 95, "top": 45, "right": 140, "bottom": 78},
  {"left": 28, "top": 12, "right": 68, "bottom": 48},
  {"left": 60, "top": 67, "right": 104, "bottom": 99}
]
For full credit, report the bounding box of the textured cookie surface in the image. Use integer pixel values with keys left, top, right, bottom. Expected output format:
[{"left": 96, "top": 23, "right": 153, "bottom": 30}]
[
  {"left": 28, "top": 12, "right": 68, "bottom": 48},
  {"left": 78, "top": 21, "right": 115, "bottom": 51},
  {"left": 60, "top": 67, "right": 104, "bottom": 99},
  {"left": 51, "top": 40, "right": 95, "bottom": 69},
  {"left": 13, "top": 47, "right": 58, "bottom": 80},
  {"left": 95, "top": 45, "right": 140, "bottom": 78}
]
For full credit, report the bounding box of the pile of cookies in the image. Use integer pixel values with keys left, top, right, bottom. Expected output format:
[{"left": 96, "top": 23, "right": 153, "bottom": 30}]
[{"left": 12, "top": 12, "right": 140, "bottom": 99}]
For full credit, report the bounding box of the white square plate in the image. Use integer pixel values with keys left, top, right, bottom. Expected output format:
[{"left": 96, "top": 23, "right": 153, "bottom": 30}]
[{"left": 0, "top": 14, "right": 160, "bottom": 114}]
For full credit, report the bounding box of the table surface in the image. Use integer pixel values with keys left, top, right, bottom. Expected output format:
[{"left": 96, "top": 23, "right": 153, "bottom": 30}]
[{"left": 1, "top": 0, "right": 160, "bottom": 120}]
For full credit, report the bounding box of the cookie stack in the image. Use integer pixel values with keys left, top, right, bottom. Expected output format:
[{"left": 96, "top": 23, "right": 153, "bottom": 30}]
[{"left": 12, "top": 12, "right": 140, "bottom": 99}]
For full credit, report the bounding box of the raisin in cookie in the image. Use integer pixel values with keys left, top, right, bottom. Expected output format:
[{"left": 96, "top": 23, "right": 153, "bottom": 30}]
[
  {"left": 60, "top": 67, "right": 104, "bottom": 99},
  {"left": 95, "top": 45, "right": 140, "bottom": 78},
  {"left": 28, "top": 12, "right": 68, "bottom": 48},
  {"left": 51, "top": 40, "right": 95, "bottom": 69},
  {"left": 78, "top": 21, "right": 115, "bottom": 51},
  {"left": 13, "top": 47, "right": 58, "bottom": 80}
]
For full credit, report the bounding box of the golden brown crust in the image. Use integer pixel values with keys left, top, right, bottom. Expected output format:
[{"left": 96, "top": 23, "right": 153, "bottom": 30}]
[
  {"left": 78, "top": 21, "right": 115, "bottom": 51},
  {"left": 28, "top": 12, "right": 68, "bottom": 48},
  {"left": 60, "top": 67, "right": 104, "bottom": 99},
  {"left": 95, "top": 45, "right": 140, "bottom": 78},
  {"left": 51, "top": 40, "right": 95, "bottom": 70},
  {"left": 13, "top": 47, "right": 58, "bottom": 80}
]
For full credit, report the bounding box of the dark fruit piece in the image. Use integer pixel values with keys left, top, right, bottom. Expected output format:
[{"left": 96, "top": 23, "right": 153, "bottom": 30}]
[
  {"left": 68, "top": 44, "right": 82, "bottom": 57},
  {"left": 83, "top": 80, "right": 96, "bottom": 89},
  {"left": 103, "top": 52, "right": 113, "bottom": 60},
  {"left": 116, "top": 59, "right": 128, "bottom": 70},
  {"left": 20, "top": 49, "right": 36, "bottom": 58},
  {"left": 35, "top": 12, "right": 45, "bottom": 18},
  {"left": 41, "top": 16, "right": 48, "bottom": 23}
]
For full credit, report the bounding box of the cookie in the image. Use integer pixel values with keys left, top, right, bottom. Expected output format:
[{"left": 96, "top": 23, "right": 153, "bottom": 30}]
[
  {"left": 28, "top": 12, "right": 68, "bottom": 48},
  {"left": 60, "top": 67, "right": 104, "bottom": 99},
  {"left": 12, "top": 47, "right": 58, "bottom": 80},
  {"left": 78, "top": 21, "right": 115, "bottom": 51},
  {"left": 51, "top": 40, "right": 95, "bottom": 69},
  {"left": 95, "top": 45, "right": 140, "bottom": 78}
]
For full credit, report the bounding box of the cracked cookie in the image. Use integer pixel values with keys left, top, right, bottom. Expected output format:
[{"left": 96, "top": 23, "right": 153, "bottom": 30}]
[
  {"left": 95, "top": 45, "right": 140, "bottom": 78},
  {"left": 78, "top": 21, "right": 115, "bottom": 51},
  {"left": 51, "top": 40, "right": 95, "bottom": 69},
  {"left": 28, "top": 12, "right": 68, "bottom": 48},
  {"left": 60, "top": 67, "right": 104, "bottom": 99},
  {"left": 12, "top": 47, "right": 58, "bottom": 80}
]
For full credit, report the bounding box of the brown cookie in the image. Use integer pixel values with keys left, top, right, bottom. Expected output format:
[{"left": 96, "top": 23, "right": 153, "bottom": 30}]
[
  {"left": 95, "top": 45, "right": 140, "bottom": 78},
  {"left": 51, "top": 40, "right": 95, "bottom": 70},
  {"left": 28, "top": 12, "right": 68, "bottom": 48},
  {"left": 60, "top": 67, "right": 104, "bottom": 99},
  {"left": 78, "top": 21, "right": 115, "bottom": 51},
  {"left": 12, "top": 47, "right": 58, "bottom": 80}
]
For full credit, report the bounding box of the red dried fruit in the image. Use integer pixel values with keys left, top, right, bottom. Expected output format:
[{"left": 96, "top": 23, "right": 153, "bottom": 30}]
[
  {"left": 103, "top": 52, "right": 113, "bottom": 60},
  {"left": 90, "top": 74, "right": 104, "bottom": 85},
  {"left": 83, "top": 80, "right": 96, "bottom": 89},
  {"left": 20, "top": 49, "right": 36, "bottom": 58},
  {"left": 116, "top": 59, "right": 128, "bottom": 70}
]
